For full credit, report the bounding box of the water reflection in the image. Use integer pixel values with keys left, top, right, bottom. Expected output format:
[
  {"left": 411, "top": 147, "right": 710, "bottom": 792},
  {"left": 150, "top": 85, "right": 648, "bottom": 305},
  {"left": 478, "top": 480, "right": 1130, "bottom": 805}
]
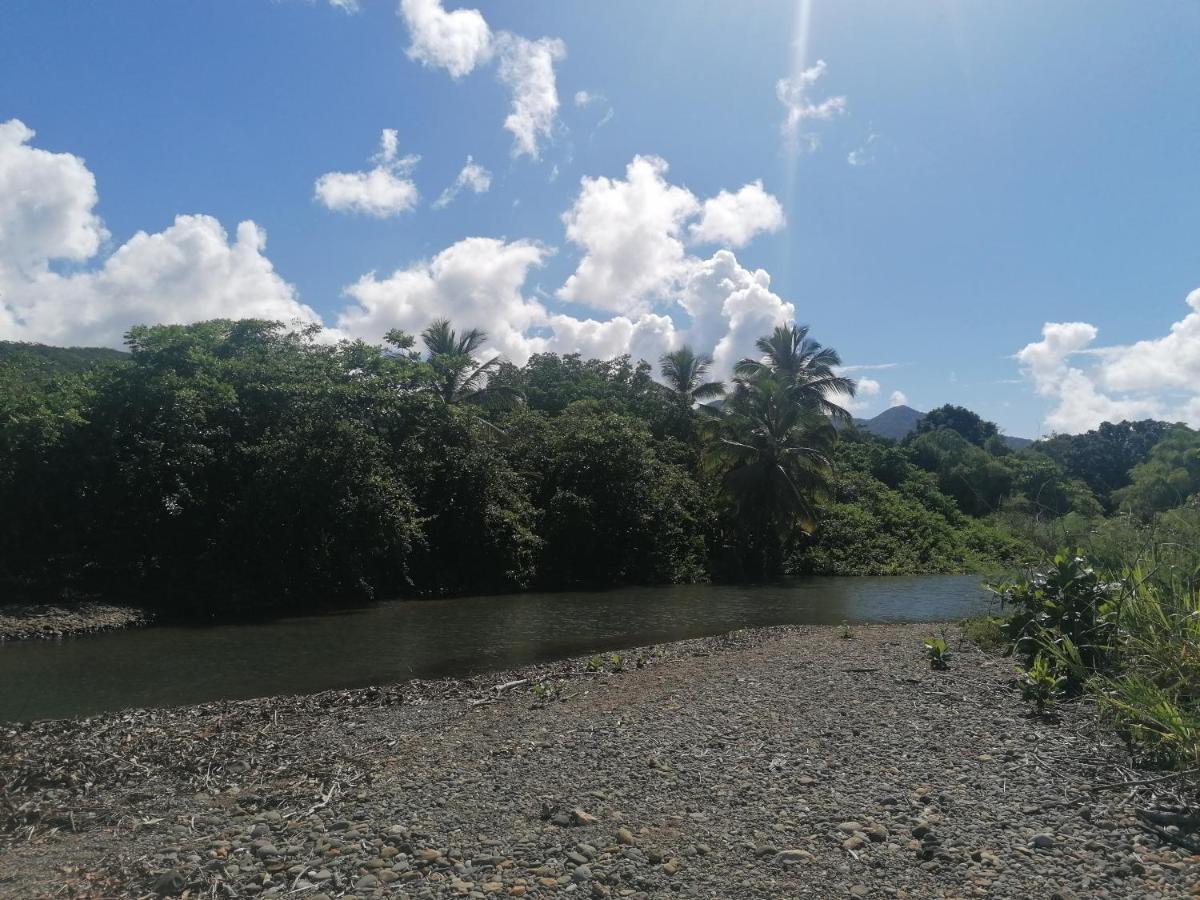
[{"left": 0, "top": 575, "right": 989, "bottom": 721}]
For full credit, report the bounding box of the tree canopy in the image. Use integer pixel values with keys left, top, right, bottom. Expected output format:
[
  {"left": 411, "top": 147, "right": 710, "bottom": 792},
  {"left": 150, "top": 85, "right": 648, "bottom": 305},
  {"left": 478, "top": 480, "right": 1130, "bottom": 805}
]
[{"left": 6, "top": 316, "right": 1196, "bottom": 614}]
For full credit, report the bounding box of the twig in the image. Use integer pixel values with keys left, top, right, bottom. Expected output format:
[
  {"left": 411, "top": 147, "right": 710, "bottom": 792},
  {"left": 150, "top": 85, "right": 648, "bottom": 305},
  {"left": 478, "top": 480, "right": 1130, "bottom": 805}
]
[
  {"left": 493, "top": 679, "right": 529, "bottom": 693},
  {"left": 1138, "top": 821, "right": 1200, "bottom": 854},
  {"left": 1091, "top": 768, "right": 1200, "bottom": 793}
]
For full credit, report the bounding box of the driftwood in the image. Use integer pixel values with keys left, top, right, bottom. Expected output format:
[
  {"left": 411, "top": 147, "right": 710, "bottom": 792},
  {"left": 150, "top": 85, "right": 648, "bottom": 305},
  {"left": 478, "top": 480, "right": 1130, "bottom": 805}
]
[{"left": 493, "top": 678, "right": 529, "bottom": 693}]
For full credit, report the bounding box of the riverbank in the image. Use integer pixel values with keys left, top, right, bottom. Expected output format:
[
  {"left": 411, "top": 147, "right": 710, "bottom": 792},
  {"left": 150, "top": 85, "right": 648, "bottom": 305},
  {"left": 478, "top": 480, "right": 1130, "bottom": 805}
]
[
  {"left": 2, "top": 624, "right": 1197, "bottom": 898},
  {"left": 0, "top": 602, "right": 149, "bottom": 641}
]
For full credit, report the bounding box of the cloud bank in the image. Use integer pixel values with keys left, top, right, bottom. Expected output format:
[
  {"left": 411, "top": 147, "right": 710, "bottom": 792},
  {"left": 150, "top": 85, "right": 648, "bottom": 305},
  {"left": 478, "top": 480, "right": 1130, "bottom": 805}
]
[
  {"left": 0, "top": 119, "right": 319, "bottom": 347},
  {"left": 1017, "top": 291, "right": 1200, "bottom": 433}
]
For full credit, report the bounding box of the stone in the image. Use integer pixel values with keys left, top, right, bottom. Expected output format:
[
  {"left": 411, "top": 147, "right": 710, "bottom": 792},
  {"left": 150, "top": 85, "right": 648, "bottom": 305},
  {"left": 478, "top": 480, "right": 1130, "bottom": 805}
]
[
  {"left": 153, "top": 870, "right": 186, "bottom": 896},
  {"left": 662, "top": 859, "right": 681, "bottom": 875},
  {"left": 843, "top": 835, "right": 868, "bottom": 851},
  {"left": 1031, "top": 834, "right": 1057, "bottom": 850},
  {"left": 776, "top": 849, "right": 815, "bottom": 865},
  {"left": 572, "top": 808, "right": 598, "bottom": 826},
  {"left": 572, "top": 864, "right": 592, "bottom": 882},
  {"left": 354, "top": 874, "right": 379, "bottom": 891},
  {"left": 838, "top": 822, "right": 864, "bottom": 833},
  {"left": 616, "top": 827, "right": 636, "bottom": 845}
]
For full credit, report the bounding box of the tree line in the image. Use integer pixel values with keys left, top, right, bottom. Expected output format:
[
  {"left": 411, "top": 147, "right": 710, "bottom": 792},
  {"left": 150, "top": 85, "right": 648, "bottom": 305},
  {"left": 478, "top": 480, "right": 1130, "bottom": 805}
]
[{"left": 2, "top": 319, "right": 1198, "bottom": 614}]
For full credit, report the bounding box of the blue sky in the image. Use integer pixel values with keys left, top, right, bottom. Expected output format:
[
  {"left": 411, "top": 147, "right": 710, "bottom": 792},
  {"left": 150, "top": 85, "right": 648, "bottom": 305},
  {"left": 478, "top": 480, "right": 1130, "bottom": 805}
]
[{"left": 2, "top": 1, "right": 1198, "bottom": 437}]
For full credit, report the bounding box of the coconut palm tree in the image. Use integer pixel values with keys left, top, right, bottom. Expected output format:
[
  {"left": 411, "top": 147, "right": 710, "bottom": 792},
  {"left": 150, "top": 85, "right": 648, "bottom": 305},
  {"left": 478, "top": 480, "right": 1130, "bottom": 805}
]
[
  {"left": 659, "top": 346, "right": 726, "bottom": 409},
  {"left": 704, "top": 370, "right": 837, "bottom": 577},
  {"left": 734, "top": 323, "right": 855, "bottom": 422},
  {"left": 419, "top": 319, "right": 519, "bottom": 408}
]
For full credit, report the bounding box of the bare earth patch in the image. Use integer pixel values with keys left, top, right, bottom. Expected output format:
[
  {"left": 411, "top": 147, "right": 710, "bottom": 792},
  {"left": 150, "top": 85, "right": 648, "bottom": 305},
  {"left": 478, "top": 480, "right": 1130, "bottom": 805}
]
[{"left": 1, "top": 624, "right": 1197, "bottom": 898}]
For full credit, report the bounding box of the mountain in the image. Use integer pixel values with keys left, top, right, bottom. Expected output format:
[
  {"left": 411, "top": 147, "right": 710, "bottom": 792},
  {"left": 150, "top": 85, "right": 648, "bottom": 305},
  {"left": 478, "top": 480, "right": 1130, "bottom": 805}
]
[
  {"left": 0, "top": 341, "right": 127, "bottom": 373},
  {"left": 854, "top": 405, "right": 1031, "bottom": 448},
  {"left": 854, "top": 405, "right": 925, "bottom": 441}
]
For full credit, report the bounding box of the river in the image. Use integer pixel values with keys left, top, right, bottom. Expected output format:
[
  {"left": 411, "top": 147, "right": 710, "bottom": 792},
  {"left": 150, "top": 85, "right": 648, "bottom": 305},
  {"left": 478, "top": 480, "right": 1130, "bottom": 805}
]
[{"left": 0, "top": 575, "right": 993, "bottom": 721}]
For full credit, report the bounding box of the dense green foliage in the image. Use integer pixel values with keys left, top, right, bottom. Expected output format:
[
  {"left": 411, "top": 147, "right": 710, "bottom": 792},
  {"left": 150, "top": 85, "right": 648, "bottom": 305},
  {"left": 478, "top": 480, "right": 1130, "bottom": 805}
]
[
  {"left": 992, "top": 551, "right": 1200, "bottom": 769},
  {"left": 1037, "top": 420, "right": 1171, "bottom": 506},
  {"left": 910, "top": 403, "right": 998, "bottom": 447},
  {"left": 6, "top": 316, "right": 1200, "bottom": 615},
  {"left": 789, "top": 437, "right": 1032, "bottom": 575}
]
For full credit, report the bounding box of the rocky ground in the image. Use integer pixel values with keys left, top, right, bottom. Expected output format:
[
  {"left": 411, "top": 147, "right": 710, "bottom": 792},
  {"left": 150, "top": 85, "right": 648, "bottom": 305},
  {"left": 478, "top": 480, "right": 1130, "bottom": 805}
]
[
  {"left": 1, "top": 623, "right": 1198, "bottom": 899},
  {"left": 0, "top": 603, "right": 149, "bottom": 641}
]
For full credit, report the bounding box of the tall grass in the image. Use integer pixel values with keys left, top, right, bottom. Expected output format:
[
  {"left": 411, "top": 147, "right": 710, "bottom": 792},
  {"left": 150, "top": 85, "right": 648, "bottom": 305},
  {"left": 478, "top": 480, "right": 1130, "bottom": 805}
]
[
  {"left": 1093, "top": 569, "right": 1200, "bottom": 767},
  {"left": 991, "top": 552, "right": 1200, "bottom": 769}
]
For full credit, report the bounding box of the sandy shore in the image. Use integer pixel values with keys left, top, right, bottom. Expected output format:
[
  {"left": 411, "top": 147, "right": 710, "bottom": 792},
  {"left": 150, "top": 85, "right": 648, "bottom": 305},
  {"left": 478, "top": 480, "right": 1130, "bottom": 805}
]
[
  {"left": 1, "top": 623, "right": 1197, "bottom": 898},
  {"left": 0, "top": 603, "right": 149, "bottom": 641}
]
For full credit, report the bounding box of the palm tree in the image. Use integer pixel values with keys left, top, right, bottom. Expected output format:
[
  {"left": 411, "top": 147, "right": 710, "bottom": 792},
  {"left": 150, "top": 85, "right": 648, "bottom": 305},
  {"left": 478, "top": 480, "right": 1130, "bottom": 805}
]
[
  {"left": 704, "top": 371, "right": 837, "bottom": 577},
  {"left": 419, "top": 319, "right": 519, "bottom": 408},
  {"left": 734, "top": 323, "right": 855, "bottom": 422},
  {"left": 659, "top": 346, "right": 726, "bottom": 408}
]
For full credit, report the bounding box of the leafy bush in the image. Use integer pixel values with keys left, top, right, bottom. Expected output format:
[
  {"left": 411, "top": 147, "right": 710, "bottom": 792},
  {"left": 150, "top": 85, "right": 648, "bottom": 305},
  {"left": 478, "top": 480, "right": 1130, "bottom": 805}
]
[
  {"left": 1017, "top": 654, "right": 1067, "bottom": 714},
  {"left": 924, "top": 635, "right": 951, "bottom": 670},
  {"left": 993, "top": 550, "right": 1200, "bottom": 768}
]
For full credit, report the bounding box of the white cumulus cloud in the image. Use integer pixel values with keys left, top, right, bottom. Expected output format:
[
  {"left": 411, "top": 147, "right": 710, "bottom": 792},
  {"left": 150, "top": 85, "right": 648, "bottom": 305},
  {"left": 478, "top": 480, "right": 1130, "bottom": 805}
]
[
  {"left": 841, "top": 376, "right": 881, "bottom": 414},
  {"left": 0, "top": 119, "right": 108, "bottom": 278},
  {"left": 0, "top": 119, "right": 317, "bottom": 348},
  {"left": 314, "top": 129, "right": 420, "bottom": 217},
  {"left": 689, "top": 180, "right": 785, "bottom": 247},
  {"left": 889, "top": 390, "right": 908, "bottom": 407},
  {"left": 1013, "top": 303, "right": 1200, "bottom": 434},
  {"left": 496, "top": 33, "right": 566, "bottom": 159},
  {"left": 544, "top": 312, "right": 677, "bottom": 365},
  {"left": 337, "top": 237, "right": 551, "bottom": 365},
  {"left": 558, "top": 156, "right": 787, "bottom": 317},
  {"left": 677, "top": 250, "right": 795, "bottom": 377},
  {"left": 398, "top": 0, "right": 493, "bottom": 78},
  {"left": 397, "top": 1, "right": 565, "bottom": 159},
  {"left": 558, "top": 156, "right": 700, "bottom": 314},
  {"left": 776, "top": 59, "right": 846, "bottom": 150},
  {"left": 433, "top": 155, "right": 492, "bottom": 209}
]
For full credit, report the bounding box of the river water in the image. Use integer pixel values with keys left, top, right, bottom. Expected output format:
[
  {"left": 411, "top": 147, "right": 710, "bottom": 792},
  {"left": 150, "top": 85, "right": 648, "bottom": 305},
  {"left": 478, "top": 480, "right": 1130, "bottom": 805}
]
[{"left": 0, "top": 575, "right": 993, "bottom": 721}]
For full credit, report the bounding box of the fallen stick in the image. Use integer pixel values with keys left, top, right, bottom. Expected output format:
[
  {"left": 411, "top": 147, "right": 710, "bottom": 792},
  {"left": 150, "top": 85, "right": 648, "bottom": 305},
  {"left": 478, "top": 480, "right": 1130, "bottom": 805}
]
[
  {"left": 493, "top": 679, "right": 529, "bottom": 693},
  {"left": 1091, "top": 767, "right": 1200, "bottom": 793}
]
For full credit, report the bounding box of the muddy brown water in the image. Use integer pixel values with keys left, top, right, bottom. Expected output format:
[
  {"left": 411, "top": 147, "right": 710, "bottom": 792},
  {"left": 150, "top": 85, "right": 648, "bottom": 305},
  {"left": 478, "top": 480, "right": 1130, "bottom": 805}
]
[{"left": 0, "top": 575, "right": 992, "bottom": 721}]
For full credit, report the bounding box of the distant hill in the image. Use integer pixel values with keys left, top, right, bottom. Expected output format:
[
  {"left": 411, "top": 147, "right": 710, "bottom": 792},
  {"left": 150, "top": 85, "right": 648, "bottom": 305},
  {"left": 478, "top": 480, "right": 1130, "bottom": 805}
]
[
  {"left": 0, "top": 341, "right": 127, "bottom": 373},
  {"left": 0, "top": 341, "right": 127, "bottom": 395},
  {"left": 854, "top": 404, "right": 1031, "bottom": 448},
  {"left": 854, "top": 405, "right": 924, "bottom": 441}
]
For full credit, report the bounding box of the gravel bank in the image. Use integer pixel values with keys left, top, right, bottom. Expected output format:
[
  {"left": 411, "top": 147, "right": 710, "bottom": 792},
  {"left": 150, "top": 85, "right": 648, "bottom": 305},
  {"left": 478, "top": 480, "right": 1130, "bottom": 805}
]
[
  {"left": 0, "top": 603, "right": 149, "bottom": 641},
  {"left": 2, "top": 624, "right": 1197, "bottom": 898}
]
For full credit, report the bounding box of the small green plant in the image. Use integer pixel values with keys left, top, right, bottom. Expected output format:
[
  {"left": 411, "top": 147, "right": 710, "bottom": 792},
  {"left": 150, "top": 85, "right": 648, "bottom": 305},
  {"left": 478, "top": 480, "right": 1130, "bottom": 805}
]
[
  {"left": 961, "top": 615, "right": 1007, "bottom": 651},
  {"left": 1017, "top": 654, "right": 1066, "bottom": 714},
  {"left": 924, "top": 635, "right": 951, "bottom": 670},
  {"left": 608, "top": 653, "right": 623, "bottom": 671},
  {"left": 586, "top": 654, "right": 604, "bottom": 672},
  {"left": 532, "top": 682, "right": 560, "bottom": 702},
  {"left": 840, "top": 621, "right": 854, "bottom": 640}
]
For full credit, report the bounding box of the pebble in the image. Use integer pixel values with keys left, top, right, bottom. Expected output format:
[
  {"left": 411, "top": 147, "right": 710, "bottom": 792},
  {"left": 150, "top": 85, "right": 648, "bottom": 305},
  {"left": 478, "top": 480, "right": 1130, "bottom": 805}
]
[{"left": 7, "top": 624, "right": 1198, "bottom": 900}]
